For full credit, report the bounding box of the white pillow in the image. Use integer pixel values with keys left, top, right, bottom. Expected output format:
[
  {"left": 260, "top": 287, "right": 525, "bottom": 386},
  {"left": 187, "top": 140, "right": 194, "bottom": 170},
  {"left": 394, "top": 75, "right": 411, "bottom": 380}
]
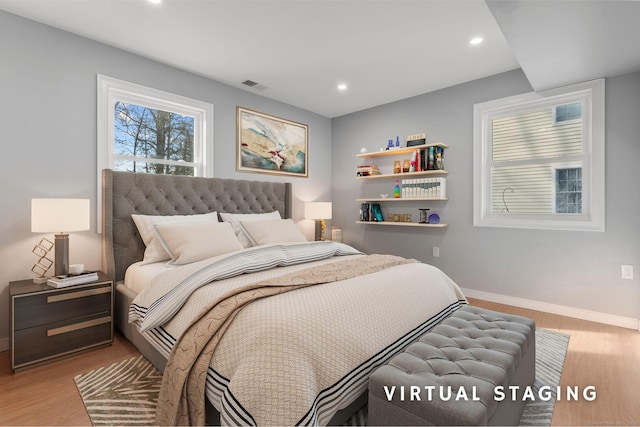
[
  {"left": 154, "top": 221, "right": 243, "bottom": 265},
  {"left": 219, "top": 211, "right": 282, "bottom": 248},
  {"left": 131, "top": 212, "right": 219, "bottom": 264},
  {"left": 239, "top": 219, "right": 307, "bottom": 246}
]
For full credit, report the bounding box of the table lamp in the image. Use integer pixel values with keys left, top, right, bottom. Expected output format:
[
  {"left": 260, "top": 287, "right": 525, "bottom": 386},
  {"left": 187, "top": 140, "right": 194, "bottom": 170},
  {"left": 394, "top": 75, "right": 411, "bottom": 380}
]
[
  {"left": 31, "top": 199, "right": 90, "bottom": 277},
  {"left": 305, "top": 202, "right": 332, "bottom": 241}
]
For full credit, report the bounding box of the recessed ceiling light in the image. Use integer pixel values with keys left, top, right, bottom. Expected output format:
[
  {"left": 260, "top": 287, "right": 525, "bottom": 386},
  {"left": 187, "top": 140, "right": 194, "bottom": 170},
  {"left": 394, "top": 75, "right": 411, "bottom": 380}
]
[
  {"left": 337, "top": 83, "right": 348, "bottom": 91},
  {"left": 148, "top": 0, "right": 162, "bottom": 4},
  {"left": 469, "top": 37, "right": 483, "bottom": 45}
]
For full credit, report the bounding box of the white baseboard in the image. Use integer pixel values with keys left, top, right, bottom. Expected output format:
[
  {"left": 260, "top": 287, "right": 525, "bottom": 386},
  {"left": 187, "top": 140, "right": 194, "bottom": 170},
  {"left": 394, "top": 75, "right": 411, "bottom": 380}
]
[
  {"left": 461, "top": 288, "right": 640, "bottom": 332},
  {"left": 0, "top": 337, "right": 8, "bottom": 353}
]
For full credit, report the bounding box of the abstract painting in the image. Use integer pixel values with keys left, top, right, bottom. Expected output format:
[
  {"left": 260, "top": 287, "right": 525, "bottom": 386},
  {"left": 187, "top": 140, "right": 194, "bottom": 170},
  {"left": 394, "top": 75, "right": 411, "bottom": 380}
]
[{"left": 237, "top": 106, "right": 308, "bottom": 177}]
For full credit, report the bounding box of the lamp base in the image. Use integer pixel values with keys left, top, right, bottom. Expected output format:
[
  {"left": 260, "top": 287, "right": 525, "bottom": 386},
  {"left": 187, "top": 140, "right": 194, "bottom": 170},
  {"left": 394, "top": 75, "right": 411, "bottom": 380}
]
[
  {"left": 314, "top": 219, "right": 326, "bottom": 241},
  {"left": 54, "top": 233, "right": 69, "bottom": 276}
]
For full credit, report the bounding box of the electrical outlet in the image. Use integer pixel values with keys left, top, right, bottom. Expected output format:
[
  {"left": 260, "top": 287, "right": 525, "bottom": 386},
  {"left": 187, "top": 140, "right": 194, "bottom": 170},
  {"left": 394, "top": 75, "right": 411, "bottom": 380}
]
[
  {"left": 621, "top": 265, "right": 634, "bottom": 280},
  {"left": 433, "top": 247, "right": 440, "bottom": 258}
]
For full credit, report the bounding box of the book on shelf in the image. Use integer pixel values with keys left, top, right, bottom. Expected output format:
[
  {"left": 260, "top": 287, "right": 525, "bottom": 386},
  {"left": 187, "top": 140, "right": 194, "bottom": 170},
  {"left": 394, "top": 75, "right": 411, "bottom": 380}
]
[
  {"left": 359, "top": 202, "right": 384, "bottom": 222},
  {"left": 47, "top": 271, "right": 99, "bottom": 288},
  {"left": 359, "top": 203, "right": 370, "bottom": 221},
  {"left": 416, "top": 146, "right": 444, "bottom": 171},
  {"left": 400, "top": 177, "right": 447, "bottom": 199},
  {"left": 371, "top": 203, "right": 384, "bottom": 222},
  {"left": 356, "top": 164, "right": 380, "bottom": 177}
]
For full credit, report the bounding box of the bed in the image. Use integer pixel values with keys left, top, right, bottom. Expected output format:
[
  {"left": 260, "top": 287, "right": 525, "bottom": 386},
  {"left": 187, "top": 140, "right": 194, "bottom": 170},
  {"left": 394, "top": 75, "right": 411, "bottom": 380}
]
[{"left": 101, "top": 169, "right": 467, "bottom": 426}]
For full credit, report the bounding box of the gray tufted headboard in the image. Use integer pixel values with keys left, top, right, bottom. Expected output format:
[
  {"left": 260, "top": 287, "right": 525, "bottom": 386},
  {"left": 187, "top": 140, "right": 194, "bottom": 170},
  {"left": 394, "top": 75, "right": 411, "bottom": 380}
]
[{"left": 101, "top": 169, "right": 292, "bottom": 283}]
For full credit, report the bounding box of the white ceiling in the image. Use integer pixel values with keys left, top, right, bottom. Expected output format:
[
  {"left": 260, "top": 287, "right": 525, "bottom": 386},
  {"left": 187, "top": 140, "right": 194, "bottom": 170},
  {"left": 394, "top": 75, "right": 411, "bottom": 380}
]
[
  {"left": 487, "top": 0, "right": 640, "bottom": 92},
  {"left": 1, "top": 0, "right": 639, "bottom": 118}
]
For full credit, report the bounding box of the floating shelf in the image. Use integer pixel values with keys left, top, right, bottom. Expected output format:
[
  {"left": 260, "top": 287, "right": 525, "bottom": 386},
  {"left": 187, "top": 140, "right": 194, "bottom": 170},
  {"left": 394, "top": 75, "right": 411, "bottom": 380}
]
[
  {"left": 357, "top": 143, "right": 449, "bottom": 158},
  {"left": 356, "top": 141, "right": 449, "bottom": 230},
  {"left": 356, "top": 221, "right": 448, "bottom": 228},
  {"left": 356, "top": 197, "right": 448, "bottom": 202},
  {"left": 357, "top": 170, "right": 448, "bottom": 180}
]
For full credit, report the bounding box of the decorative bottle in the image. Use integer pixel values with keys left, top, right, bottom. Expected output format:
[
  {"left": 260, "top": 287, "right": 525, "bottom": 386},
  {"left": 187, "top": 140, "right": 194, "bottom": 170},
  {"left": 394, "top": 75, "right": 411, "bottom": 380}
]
[
  {"left": 394, "top": 180, "right": 401, "bottom": 198},
  {"left": 393, "top": 160, "right": 401, "bottom": 174}
]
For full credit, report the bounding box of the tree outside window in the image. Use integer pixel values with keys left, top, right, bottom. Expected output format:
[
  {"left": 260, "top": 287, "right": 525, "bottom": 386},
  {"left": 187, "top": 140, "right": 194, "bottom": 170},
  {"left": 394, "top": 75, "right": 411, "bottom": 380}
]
[
  {"left": 114, "top": 102, "right": 195, "bottom": 176},
  {"left": 97, "top": 75, "right": 213, "bottom": 225}
]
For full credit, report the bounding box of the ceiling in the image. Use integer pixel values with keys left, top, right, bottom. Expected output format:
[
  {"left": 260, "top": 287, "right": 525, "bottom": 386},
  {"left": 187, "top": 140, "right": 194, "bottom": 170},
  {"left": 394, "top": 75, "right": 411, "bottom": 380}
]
[{"left": 1, "top": 0, "right": 639, "bottom": 118}]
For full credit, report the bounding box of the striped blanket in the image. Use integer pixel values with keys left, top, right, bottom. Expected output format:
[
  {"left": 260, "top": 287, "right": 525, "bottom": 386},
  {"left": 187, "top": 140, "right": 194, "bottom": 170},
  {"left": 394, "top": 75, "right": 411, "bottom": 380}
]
[
  {"left": 128, "top": 242, "right": 466, "bottom": 426},
  {"left": 130, "top": 242, "right": 362, "bottom": 331}
]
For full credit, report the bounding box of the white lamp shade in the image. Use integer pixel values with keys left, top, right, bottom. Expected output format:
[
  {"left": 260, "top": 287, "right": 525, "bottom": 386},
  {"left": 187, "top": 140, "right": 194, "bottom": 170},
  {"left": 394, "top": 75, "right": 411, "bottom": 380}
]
[
  {"left": 305, "top": 202, "right": 332, "bottom": 220},
  {"left": 31, "top": 199, "right": 90, "bottom": 233}
]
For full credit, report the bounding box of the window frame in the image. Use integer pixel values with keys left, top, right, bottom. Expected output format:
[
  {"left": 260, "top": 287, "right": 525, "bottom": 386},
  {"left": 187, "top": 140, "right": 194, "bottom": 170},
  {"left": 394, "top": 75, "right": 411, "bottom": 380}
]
[
  {"left": 473, "top": 79, "right": 605, "bottom": 232},
  {"left": 97, "top": 75, "right": 214, "bottom": 227}
]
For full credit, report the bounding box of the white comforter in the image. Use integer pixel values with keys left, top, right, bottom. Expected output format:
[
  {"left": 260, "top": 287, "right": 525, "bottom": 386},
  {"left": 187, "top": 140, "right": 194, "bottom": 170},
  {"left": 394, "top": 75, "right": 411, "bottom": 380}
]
[{"left": 129, "top": 242, "right": 466, "bottom": 426}]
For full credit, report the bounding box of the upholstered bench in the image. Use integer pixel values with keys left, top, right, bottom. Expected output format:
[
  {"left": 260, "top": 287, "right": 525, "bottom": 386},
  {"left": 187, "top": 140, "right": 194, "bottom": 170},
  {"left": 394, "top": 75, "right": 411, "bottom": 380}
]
[{"left": 368, "top": 306, "right": 535, "bottom": 426}]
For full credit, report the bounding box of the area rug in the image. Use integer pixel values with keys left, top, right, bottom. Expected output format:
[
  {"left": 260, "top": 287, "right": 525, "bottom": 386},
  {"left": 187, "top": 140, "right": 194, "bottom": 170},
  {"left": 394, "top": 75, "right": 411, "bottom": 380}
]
[
  {"left": 75, "top": 328, "right": 569, "bottom": 426},
  {"left": 74, "top": 355, "right": 161, "bottom": 426}
]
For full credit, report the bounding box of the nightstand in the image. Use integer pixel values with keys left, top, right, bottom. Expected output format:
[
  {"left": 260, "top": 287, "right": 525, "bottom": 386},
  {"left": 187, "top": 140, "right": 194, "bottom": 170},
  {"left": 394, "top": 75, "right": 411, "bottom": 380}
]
[{"left": 9, "top": 272, "right": 113, "bottom": 371}]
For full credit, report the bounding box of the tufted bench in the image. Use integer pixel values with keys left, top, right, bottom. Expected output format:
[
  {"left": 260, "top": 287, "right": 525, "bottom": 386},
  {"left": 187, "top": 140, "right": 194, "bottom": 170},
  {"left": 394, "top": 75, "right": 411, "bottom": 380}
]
[{"left": 368, "top": 305, "right": 535, "bottom": 426}]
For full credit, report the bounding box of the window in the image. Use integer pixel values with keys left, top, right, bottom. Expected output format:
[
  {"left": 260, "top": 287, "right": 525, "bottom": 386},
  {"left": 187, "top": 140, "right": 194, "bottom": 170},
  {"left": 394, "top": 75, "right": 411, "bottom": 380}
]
[
  {"left": 554, "top": 167, "right": 582, "bottom": 214},
  {"left": 98, "top": 75, "right": 213, "bottom": 178},
  {"left": 114, "top": 102, "right": 196, "bottom": 176},
  {"left": 473, "top": 79, "right": 605, "bottom": 231},
  {"left": 97, "top": 75, "right": 214, "bottom": 225},
  {"left": 554, "top": 102, "right": 583, "bottom": 124}
]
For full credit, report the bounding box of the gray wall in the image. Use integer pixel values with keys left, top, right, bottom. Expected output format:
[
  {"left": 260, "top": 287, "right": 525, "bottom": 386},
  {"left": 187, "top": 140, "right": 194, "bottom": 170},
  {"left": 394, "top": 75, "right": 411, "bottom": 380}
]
[
  {"left": 0, "top": 11, "right": 331, "bottom": 345},
  {"left": 332, "top": 68, "right": 640, "bottom": 321},
  {"left": 1, "top": 9, "right": 639, "bottom": 348}
]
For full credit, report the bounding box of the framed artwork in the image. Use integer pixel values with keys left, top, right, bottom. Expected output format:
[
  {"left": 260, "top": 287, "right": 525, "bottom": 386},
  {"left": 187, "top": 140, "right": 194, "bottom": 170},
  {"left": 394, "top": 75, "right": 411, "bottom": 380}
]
[{"left": 236, "top": 106, "right": 308, "bottom": 177}]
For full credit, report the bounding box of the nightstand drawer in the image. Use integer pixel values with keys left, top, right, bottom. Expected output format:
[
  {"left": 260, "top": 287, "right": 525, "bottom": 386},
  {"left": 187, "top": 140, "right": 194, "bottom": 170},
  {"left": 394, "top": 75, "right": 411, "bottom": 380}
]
[
  {"left": 13, "top": 283, "right": 111, "bottom": 330},
  {"left": 10, "top": 275, "right": 114, "bottom": 371},
  {"left": 12, "top": 314, "right": 112, "bottom": 368}
]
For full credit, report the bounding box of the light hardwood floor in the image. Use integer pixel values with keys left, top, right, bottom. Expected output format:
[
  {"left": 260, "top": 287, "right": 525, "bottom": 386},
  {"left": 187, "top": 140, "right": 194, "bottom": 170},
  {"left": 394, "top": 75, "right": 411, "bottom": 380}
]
[
  {"left": 0, "top": 333, "right": 139, "bottom": 426},
  {"left": 469, "top": 298, "right": 640, "bottom": 427},
  {"left": 1, "top": 299, "right": 639, "bottom": 426}
]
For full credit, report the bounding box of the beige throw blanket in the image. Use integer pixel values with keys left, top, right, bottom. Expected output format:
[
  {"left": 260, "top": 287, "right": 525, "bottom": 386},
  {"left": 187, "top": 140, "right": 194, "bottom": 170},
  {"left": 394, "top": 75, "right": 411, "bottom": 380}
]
[{"left": 155, "top": 254, "right": 416, "bottom": 426}]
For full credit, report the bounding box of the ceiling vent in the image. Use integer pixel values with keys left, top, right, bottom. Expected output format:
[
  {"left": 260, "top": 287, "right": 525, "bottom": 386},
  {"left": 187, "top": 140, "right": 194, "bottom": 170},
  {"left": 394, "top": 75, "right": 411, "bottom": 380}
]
[{"left": 242, "top": 80, "right": 268, "bottom": 91}]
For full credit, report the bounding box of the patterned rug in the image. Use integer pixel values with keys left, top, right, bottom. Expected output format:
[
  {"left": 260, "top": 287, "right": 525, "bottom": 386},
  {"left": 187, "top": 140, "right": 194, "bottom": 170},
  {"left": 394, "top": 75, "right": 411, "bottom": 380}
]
[
  {"left": 74, "top": 355, "right": 161, "bottom": 426},
  {"left": 75, "top": 328, "right": 569, "bottom": 426}
]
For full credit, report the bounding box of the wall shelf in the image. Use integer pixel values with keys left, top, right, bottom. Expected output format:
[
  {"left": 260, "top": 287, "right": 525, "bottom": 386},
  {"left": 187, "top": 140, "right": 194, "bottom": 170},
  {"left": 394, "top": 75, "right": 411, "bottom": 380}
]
[
  {"left": 355, "top": 221, "right": 448, "bottom": 228},
  {"left": 356, "top": 197, "right": 448, "bottom": 202},
  {"left": 357, "top": 170, "right": 448, "bottom": 180},
  {"left": 356, "top": 141, "right": 449, "bottom": 229},
  {"left": 357, "top": 143, "right": 448, "bottom": 159}
]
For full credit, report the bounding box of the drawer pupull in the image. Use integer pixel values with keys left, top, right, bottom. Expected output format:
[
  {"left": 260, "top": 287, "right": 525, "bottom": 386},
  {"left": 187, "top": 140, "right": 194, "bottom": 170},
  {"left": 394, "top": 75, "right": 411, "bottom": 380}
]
[
  {"left": 47, "top": 287, "right": 110, "bottom": 303},
  {"left": 47, "top": 316, "right": 111, "bottom": 337}
]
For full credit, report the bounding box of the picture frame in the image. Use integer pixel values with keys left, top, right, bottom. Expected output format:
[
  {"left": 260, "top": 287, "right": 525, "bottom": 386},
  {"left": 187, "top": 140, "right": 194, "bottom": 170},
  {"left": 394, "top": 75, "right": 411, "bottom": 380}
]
[{"left": 236, "top": 106, "right": 308, "bottom": 177}]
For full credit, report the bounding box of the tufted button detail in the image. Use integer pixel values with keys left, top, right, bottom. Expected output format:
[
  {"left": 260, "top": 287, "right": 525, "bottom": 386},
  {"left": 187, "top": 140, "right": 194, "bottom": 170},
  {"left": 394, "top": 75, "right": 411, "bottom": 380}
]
[{"left": 368, "top": 305, "right": 536, "bottom": 426}]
